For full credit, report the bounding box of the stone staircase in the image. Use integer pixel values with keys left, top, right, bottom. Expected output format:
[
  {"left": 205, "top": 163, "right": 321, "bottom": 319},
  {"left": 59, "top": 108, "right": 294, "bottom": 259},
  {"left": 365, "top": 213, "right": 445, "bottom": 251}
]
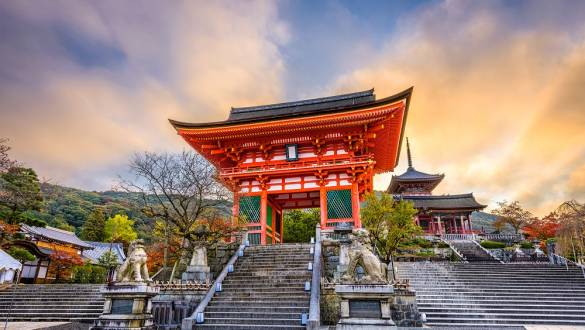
[
  {"left": 448, "top": 240, "right": 500, "bottom": 263},
  {"left": 0, "top": 284, "right": 104, "bottom": 322},
  {"left": 397, "top": 262, "right": 585, "bottom": 327},
  {"left": 195, "top": 243, "right": 312, "bottom": 330}
]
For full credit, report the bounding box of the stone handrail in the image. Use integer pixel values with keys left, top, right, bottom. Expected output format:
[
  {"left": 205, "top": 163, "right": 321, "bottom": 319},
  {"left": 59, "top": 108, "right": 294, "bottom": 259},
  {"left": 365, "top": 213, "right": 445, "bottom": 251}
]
[
  {"left": 472, "top": 240, "right": 505, "bottom": 264},
  {"left": 442, "top": 234, "right": 477, "bottom": 241},
  {"left": 308, "top": 224, "right": 322, "bottom": 330},
  {"left": 481, "top": 233, "right": 523, "bottom": 241},
  {"left": 439, "top": 238, "right": 468, "bottom": 263},
  {"left": 181, "top": 233, "right": 248, "bottom": 330},
  {"left": 551, "top": 253, "right": 585, "bottom": 278}
]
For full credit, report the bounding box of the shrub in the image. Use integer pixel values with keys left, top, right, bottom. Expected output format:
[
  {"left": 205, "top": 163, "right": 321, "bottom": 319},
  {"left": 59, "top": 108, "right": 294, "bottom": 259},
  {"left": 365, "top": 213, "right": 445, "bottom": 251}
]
[
  {"left": 480, "top": 240, "right": 506, "bottom": 249},
  {"left": 72, "top": 264, "right": 107, "bottom": 284},
  {"left": 412, "top": 237, "right": 433, "bottom": 248},
  {"left": 436, "top": 241, "right": 450, "bottom": 248},
  {"left": 519, "top": 241, "right": 533, "bottom": 249}
]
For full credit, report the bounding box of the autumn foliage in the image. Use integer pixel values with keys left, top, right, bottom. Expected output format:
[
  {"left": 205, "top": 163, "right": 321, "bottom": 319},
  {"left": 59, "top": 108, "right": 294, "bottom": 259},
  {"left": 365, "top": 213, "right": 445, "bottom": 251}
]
[
  {"left": 48, "top": 246, "right": 83, "bottom": 282},
  {"left": 523, "top": 214, "right": 560, "bottom": 241}
]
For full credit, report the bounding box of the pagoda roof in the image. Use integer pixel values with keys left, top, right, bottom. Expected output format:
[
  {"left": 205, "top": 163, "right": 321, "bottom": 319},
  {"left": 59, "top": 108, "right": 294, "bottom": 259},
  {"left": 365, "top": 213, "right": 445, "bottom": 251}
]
[
  {"left": 169, "top": 87, "right": 411, "bottom": 129},
  {"left": 386, "top": 138, "right": 444, "bottom": 193},
  {"left": 401, "top": 193, "right": 486, "bottom": 211}
]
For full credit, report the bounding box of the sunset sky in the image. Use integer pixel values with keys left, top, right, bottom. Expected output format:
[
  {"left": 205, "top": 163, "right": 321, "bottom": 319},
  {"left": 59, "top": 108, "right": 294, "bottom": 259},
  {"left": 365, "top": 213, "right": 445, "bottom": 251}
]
[{"left": 1, "top": 0, "right": 585, "bottom": 216}]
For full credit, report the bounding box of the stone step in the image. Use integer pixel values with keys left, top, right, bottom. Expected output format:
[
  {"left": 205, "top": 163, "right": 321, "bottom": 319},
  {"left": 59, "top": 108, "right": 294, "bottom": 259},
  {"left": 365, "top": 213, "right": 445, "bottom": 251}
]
[
  {"left": 420, "top": 307, "right": 585, "bottom": 314},
  {"left": 418, "top": 302, "right": 585, "bottom": 309},
  {"left": 416, "top": 295, "right": 585, "bottom": 302},
  {"left": 214, "top": 293, "right": 310, "bottom": 299},
  {"left": 205, "top": 306, "right": 307, "bottom": 313},
  {"left": 425, "top": 313, "right": 585, "bottom": 323},
  {"left": 205, "top": 311, "right": 302, "bottom": 319},
  {"left": 203, "top": 317, "right": 302, "bottom": 326},
  {"left": 208, "top": 300, "right": 309, "bottom": 307},
  {"left": 194, "top": 325, "right": 305, "bottom": 330},
  {"left": 219, "top": 286, "right": 307, "bottom": 292}
]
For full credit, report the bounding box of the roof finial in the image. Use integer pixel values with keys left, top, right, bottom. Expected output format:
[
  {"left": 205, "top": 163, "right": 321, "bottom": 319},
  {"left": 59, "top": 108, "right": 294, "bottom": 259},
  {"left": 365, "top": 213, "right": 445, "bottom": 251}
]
[{"left": 407, "top": 137, "right": 413, "bottom": 169}]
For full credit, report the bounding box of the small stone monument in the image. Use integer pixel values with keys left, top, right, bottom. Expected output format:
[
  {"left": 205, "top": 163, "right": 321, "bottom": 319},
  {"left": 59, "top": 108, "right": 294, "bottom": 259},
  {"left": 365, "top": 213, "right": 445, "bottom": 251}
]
[
  {"left": 92, "top": 239, "right": 159, "bottom": 330},
  {"left": 182, "top": 245, "right": 211, "bottom": 282}
]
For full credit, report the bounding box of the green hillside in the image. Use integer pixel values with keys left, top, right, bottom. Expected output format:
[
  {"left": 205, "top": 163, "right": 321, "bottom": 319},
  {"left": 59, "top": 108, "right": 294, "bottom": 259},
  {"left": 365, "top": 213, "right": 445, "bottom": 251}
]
[{"left": 25, "top": 183, "right": 155, "bottom": 241}]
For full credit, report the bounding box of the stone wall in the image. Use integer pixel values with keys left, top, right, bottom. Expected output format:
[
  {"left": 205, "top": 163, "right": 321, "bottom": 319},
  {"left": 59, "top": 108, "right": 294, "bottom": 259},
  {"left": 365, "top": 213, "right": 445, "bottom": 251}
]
[
  {"left": 152, "top": 284, "right": 209, "bottom": 329},
  {"left": 207, "top": 242, "right": 238, "bottom": 279},
  {"left": 320, "top": 284, "right": 340, "bottom": 325},
  {"left": 391, "top": 286, "right": 423, "bottom": 327}
]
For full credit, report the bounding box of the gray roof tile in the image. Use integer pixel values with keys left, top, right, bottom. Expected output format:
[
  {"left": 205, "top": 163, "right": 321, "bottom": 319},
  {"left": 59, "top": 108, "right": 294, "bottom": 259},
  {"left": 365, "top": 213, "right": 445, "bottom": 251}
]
[{"left": 20, "top": 225, "right": 93, "bottom": 249}]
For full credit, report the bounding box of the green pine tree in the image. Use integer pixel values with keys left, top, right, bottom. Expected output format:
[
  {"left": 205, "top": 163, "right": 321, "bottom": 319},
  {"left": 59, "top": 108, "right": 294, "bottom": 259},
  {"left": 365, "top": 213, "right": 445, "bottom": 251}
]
[{"left": 80, "top": 208, "right": 106, "bottom": 241}]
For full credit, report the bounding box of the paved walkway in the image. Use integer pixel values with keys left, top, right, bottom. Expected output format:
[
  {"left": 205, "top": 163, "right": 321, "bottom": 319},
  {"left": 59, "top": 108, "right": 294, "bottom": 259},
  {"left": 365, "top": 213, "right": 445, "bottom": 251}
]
[
  {"left": 524, "top": 326, "right": 585, "bottom": 330},
  {"left": 1, "top": 323, "right": 70, "bottom": 330},
  {"left": 0, "top": 323, "right": 89, "bottom": 330}
]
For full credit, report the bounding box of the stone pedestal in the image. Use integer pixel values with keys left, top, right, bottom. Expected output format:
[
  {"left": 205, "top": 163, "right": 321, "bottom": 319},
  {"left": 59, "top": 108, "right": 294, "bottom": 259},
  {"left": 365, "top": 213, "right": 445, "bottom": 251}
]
[
  {"left": 181, "top": 265, "right": 211, "bottom": 282},
  {"left": 335, "top": 284, "right": 397, "bottom": 329},
  {"left": 92, "top": 283, "right": 159, "bottom": 330},
  {"left": 182, "top": 246, "right": 211, "bottom": 282}
]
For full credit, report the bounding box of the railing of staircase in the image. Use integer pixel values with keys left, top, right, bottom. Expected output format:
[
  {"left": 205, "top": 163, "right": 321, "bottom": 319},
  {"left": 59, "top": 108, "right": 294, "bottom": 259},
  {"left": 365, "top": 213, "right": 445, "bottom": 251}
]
[
  {"left": 181, "top": 233, "right": 248, "bottom": 330},
  {"left": 471, "top": 239, "right": 505, "bottom": 264},
  {"left": 308, "top": 224, "right": 322, "bottom": 330},
  {"left": 439, "top": 238, "right": 467, "bottom": 263},
  {"left": 551, "top": 253, "right": 585, "bottom": 279}
]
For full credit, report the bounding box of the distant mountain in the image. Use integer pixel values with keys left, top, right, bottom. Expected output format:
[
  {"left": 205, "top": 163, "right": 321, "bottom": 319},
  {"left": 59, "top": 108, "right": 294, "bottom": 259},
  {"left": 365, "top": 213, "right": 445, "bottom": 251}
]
[{"left": 471, "top": 211, "right": 514, "bottom": 234}]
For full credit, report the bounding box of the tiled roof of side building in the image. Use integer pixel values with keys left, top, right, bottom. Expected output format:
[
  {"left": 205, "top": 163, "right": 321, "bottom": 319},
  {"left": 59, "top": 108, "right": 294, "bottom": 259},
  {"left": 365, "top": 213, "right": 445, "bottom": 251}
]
[
  {"left": 401, "top": 193, "right": 487, "bottom": 210},
  {"left": 20, "top": 224, "right": 94, "bottom": 249},
  {"left": 82, "top": 241, "right": 126, "bottom": 264}
]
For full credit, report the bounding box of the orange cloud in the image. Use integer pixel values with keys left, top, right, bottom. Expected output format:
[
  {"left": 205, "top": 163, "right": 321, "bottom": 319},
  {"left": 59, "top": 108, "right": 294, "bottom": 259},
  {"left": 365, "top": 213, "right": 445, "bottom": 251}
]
[{"left": 333, "top": 0, "right": 585, "bottom": 216}]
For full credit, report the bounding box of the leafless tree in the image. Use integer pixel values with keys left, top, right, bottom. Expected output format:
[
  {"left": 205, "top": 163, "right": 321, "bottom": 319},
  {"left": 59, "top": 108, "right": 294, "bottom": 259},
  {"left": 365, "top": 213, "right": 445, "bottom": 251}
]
[
  {"left": 555, "top": 200, "right": 585, "bottom": 263},
  {"left": 492, "top": 200, "right": 535, "bottom": 234},
  {"left": 119, "top": 151, "right": 232, "bottom": 276}
]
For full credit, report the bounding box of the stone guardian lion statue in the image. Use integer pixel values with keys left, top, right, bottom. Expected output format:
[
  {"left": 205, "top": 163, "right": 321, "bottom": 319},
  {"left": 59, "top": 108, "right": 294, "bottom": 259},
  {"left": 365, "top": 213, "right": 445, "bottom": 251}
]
[
  {"left": 116, "top": 239, "right": 150, "bottom": 283},
  {"left": 342, "top": 230, "right": 387, "bottom": 283}
]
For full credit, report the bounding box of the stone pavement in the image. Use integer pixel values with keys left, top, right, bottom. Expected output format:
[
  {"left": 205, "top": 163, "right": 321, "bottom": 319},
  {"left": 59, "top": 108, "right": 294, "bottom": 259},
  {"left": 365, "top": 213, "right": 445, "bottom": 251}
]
[{"left": 0, "top": 322, "right": 89, "bottom": 330}]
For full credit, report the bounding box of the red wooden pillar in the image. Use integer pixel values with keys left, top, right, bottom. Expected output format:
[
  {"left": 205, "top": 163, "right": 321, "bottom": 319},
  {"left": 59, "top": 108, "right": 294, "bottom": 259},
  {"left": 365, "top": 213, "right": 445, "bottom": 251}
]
[
  {"left": 271, "top": 205, "right": 276, "bottom": 245},
  {"left": 351, "top": 182, "right": 361, "bottom": 228},
  {"left": 260, "top": 190, "right": 267, "bottom": 245},
  {"left": 279, "top": 210, "right": 284, "bottom": 243},
  {"left": 232, "top": 192, "right": 240, "bottom": 225},
  {"left": 320, "top": 186, "right": 327, "bottom": 229}
]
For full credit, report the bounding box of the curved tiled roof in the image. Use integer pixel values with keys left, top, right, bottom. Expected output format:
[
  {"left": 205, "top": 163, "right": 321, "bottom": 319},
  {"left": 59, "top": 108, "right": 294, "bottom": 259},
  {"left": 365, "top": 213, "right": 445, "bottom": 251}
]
[
  {"left": 169, "top": 87, "right": 413, "bottom": 129},
  {"left": 82, "top": 241, "right": 126, "bottom": 264},
  {"left": 20, "top": 225, "right": 93, "bottom": 249},
  {"left": 400, "top": 193, "right": 486, "bottom": 211},
  {"left": 228, "top": 89, "right": 375, "bottom": 121}
]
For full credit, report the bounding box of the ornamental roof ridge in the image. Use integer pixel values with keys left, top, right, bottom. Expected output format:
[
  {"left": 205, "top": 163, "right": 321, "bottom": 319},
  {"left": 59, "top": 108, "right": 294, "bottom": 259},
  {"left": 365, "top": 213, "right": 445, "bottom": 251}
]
[{"left": 230, "top": 88, "right": 375, "bottom": 114}]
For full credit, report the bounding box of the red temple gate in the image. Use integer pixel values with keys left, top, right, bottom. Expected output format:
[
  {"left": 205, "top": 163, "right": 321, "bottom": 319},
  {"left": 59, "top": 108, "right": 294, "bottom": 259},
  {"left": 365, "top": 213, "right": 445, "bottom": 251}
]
[{"left": 170, "top": 88, "right": 412, "bottom": 244}]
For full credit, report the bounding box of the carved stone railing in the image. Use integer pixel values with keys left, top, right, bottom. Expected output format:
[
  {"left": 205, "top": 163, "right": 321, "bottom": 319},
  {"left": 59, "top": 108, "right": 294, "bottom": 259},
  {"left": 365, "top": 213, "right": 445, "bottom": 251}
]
[
  {"left": 442, "top": 234, "right": 477, "bottom": 241},
  {"left": 308, "top": 224, "right": 322, "bottom": 330},
  {"left": 481, "top": 233, "right": 524, "bottom": 242},
  {"left": 181, "top": 233, "right": 248, "bottom": 330}
]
